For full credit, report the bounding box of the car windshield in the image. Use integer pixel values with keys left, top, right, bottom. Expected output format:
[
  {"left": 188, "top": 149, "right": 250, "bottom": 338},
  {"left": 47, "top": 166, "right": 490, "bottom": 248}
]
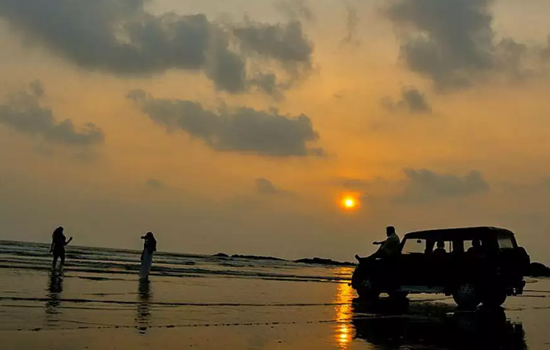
[
  {"left": 402, "top": 239, "right": 426, "bottom": 254},
  {"left": 498, "top": 236, "right": 515, "bottom": 249}
]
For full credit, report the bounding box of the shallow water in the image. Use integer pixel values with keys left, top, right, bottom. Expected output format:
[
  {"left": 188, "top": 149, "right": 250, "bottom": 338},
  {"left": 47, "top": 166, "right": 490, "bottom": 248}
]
[{"left": 1, "top": 240, "right": 549, "bottom": 350}]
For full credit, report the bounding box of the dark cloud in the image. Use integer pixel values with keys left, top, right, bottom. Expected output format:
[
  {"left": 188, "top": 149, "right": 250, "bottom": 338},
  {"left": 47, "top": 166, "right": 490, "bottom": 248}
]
[
  {"left": 128, "top": 90, "right": 324, "bottom": 157},
  {"left": 386, "top": 0, "right": 550, "bottom": 89},
  {"left": 396, "top": 168, "right": 489, "bottom": 203},
  {"left": 233, "top": 20, "right": 313, "bottom": 70},
  {"left": 249, "top": 72, "right": 287, "bottom": 101},
  {"left": 0, "top": 0, "right": 313, "bottom": 97},
  {"left": 0, "top": 81, "right": 104, "bottom": 146},
  {"left": 494, "top": 38, "right": 536, "bottom": 81},
  {"left": 386, "top": 0, "right": 494, "bottom": 89},
  {"left": 255, "top": 178, "right": 292, "bottom": 196},
  {"left": 382, "top": 86, "right": 432, "bottom": 114}
]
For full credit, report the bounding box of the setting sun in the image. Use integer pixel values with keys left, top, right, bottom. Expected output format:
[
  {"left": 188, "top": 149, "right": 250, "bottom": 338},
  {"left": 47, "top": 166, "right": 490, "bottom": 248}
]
[{"left": 340, "top": 195, "right": 359, "bottom": 210}]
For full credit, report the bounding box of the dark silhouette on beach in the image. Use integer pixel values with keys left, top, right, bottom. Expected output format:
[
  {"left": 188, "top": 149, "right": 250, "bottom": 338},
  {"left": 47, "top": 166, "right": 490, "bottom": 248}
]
[
  {"left": 49, "top": 226, "right": 72, "bottom": 269},
  {"left": 139, "top": 232, "right": 157, "bottom": 280}
]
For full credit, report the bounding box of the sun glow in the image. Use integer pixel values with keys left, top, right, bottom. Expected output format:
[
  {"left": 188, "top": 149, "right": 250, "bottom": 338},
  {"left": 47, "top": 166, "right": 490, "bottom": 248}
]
[{"left": 340, "top": 195, "right": 359, "bottom": 210}]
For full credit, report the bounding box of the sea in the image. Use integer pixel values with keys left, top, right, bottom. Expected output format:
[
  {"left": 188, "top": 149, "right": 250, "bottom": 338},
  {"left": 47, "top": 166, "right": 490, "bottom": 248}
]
[{"left": 0, "top": 240, "right": 549, "bottom": 350}]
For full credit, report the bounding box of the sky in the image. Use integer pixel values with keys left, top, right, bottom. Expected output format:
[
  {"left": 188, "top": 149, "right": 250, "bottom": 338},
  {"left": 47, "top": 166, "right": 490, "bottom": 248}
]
[{"left": 1, "top": 0, "right": 550, "bottom": 263}]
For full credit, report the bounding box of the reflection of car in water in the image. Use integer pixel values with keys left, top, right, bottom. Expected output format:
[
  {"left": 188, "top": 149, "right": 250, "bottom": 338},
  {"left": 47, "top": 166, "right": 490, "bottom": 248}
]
[
  {"left": 351, "top": 299, "right": 526, "bottom": 350},
  {"left": 351, "top": 226, "right": 530, "bottom": 309}
]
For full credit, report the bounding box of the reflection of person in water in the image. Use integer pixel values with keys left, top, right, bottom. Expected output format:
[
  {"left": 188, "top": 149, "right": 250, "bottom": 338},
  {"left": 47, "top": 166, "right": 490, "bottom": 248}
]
[
  {"left": 49, "top": 226, "right": 73, "bottom": 269},
  {"left": 136, "top": 279, "right": 152, "bottom": 334},
  {"left": 45, "top": 269, "right": 64, "bottom": 316},
  {"left": 351, "top": 300, "right": 526, "bottom": 350}
]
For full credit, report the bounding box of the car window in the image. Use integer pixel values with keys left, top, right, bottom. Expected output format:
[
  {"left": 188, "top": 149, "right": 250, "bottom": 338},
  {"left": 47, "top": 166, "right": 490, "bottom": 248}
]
[
  {"left": 498, "top": 237, "right": 514, "bottom": 249},
  {"left": 402, "top": 239, "right": 426, "bottom": 254}
]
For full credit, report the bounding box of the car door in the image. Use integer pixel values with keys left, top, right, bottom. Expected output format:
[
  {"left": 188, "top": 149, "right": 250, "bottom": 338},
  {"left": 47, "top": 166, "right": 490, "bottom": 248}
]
[{"left": 398, "top": 238, "right": 430, "bottom": 287}]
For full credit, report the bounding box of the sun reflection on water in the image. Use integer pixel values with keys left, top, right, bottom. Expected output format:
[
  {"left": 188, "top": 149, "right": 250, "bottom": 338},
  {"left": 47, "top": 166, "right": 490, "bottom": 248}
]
[{"left": 333, "top": 269, "right": 355, "bottom": 349}]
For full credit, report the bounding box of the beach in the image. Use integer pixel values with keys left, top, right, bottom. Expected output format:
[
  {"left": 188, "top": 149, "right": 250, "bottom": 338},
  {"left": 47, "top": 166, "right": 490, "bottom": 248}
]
[{"left": 1, "top": 240, "right": 549, "bottom": 350}]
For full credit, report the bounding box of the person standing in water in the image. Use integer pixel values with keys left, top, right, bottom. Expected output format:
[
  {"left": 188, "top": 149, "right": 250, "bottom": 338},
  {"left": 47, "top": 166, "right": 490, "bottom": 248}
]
[
  {"left": 139, "top": 232, "right": 157, "bottom": 280},
  {"left": 49, "top": 226, "right": 73, "bottom": 269}
]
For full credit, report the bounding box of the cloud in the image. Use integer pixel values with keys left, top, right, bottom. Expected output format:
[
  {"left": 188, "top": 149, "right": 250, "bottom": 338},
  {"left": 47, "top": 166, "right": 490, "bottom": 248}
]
[
  {"left": 386, "top": 0, "right": 494, "bottom": 89},
  {"left": 341, "top": 2, "right": 360, "bottom": 46},
  {"left": 386, "top": 0, "right": 550, "bottom": 90},
  {"left": 0, "top": 0, "right": 313, "bottom": 96},
  {"left": 249, "top": 72, "right": 287, "bottom": 101},
  {"left": 255, "top": 178, "right": 292, "bottom": 196},
  {"left": 396, "top": 169, "right": 489, "bottom": 203},
  {"left": 233, "top": 20, "right": 313, "bottom": 70},
  {"left": 146, "top": 179, "right": 167, "bottom": 190},
  {"left": 337, "top": 178, "right": 371, "bottom": 190},
  {"left": 542, "top": 36, "right": 550, "bottom": 61},
  {"left": 382, "top": 86, "right": 432, "bottom": 114},
  {"left": 0, "top": 81, "right": 104, "bottom": 146},
  {"left": 275, "top": 0, "right": 315, "bottom": 23},
  {"left": 128, "top": 90, "right": 324, "bottom": 157}
]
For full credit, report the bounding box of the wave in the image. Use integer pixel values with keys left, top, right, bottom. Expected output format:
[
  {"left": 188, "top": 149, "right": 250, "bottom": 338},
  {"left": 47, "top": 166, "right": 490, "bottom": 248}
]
[{"left": 0, "top": 240, "right": 353, "bottom": 284}]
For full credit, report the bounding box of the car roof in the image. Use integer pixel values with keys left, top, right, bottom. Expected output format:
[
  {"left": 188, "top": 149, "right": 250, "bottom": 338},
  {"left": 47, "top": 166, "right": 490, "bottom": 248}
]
[{"left": 403, "top": 226, "right": 514, "bottom": 241}]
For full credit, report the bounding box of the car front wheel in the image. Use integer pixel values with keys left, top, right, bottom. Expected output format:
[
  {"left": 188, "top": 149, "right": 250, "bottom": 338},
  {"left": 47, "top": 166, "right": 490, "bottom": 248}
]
[
  {"left": 481, "top": 288, "right": 507, "bottom": 308},
  {"left": 453, "top": 283, "right": 480, "bottom": 310},
  {"left": 357, "top": 279, "right": 380, "bottom": 300}
]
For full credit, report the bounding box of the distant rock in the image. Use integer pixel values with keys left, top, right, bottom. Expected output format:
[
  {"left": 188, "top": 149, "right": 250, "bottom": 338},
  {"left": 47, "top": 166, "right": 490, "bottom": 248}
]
[
  {"left": 294, "top": 257, "right": 356, "bottom": 267},
  {"left": 529, "top": 262, "right": 550, "bottom": 277},
  {"left": 213, "top": 253, "right": 229, "bottom": 258},
  {"left": 231, "top": 254, "right": 286, "bottom": 261}
]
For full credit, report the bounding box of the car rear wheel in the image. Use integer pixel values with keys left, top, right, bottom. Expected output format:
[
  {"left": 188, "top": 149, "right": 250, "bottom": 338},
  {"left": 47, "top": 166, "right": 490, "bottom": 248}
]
[
  {"left": 481, "top": 288, "right": 507, "bottom": 308},
  {"left": 357, "top": 279, "right": 380, "bottom": 300},
  {"left": 453, "top": 283, "right": 480, "bottom": 310}
]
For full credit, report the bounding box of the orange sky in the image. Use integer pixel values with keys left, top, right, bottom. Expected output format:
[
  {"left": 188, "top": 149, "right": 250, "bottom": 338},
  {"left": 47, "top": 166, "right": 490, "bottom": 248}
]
[{"left": 1, "top": 0, "right": 550, "bottom": 263}]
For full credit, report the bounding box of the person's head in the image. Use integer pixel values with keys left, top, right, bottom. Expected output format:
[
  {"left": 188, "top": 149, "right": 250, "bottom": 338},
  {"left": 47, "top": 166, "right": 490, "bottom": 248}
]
[
  {"left": 472, "top": 239, "right": 481, "bottom": 248},
  {"left": 141, "top": 232, "right": 154, "bottom": 239},
  {"left": 386, "top": 226, "right": 395, "bottom": 237},
  {"left": 437, "top": 240, "right": 445, "bottom": 249},
  {"left": 52, "top": 226, "right": 64, "bottom": 238}
]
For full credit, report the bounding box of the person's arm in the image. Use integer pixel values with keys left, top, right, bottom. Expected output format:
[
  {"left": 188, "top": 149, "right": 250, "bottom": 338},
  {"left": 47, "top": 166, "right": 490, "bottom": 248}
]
[
  {"left": 50, "top": 241, "right": 55, "bottom": 253},
  {"left": 65, "top": 237, "right": 73, "bottom": 246},
  {"left": 373, "top": 239, "right": 387, "bottom": 245}
]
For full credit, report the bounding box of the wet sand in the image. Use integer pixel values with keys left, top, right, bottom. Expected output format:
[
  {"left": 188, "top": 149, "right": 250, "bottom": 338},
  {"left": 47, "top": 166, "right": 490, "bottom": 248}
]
[{"left": 1, "top": 241, "right": 550, "bottom": 349}]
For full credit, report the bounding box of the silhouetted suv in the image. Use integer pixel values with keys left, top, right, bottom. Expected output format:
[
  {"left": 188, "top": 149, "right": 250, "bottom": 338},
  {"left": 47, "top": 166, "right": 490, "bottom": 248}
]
[{"left": 351, "top": 227, "right": 530, "bottom": 309}]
